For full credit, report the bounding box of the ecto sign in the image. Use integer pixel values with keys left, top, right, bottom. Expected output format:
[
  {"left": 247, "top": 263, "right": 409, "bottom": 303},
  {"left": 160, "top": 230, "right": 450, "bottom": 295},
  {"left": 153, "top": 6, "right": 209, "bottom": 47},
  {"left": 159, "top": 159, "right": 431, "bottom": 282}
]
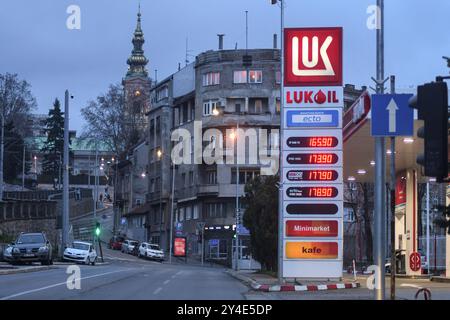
[{"left": 284, "top": 28, "right": 343, "bottom": 87}]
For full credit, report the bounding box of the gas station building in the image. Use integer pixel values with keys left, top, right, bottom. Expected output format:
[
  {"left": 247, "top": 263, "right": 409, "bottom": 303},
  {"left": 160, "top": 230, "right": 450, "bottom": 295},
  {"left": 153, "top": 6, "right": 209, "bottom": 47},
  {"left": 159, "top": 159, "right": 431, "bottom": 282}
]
[{"left": 343, "top": 91, "right": 450, "bottom": 276}]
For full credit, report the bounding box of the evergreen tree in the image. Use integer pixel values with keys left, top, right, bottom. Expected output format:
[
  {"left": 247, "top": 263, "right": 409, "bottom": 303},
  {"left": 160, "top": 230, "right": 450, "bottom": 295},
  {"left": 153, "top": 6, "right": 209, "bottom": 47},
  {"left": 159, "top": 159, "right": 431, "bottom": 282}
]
[
  {"left": 242, "top": 175, "right": 279, "bottom": 272},
  {"left": 41, "top": 98, "right": 65, "bottom": 188},
  {"left": 3, "top": 121, "right": 30, "bottom": 183}
]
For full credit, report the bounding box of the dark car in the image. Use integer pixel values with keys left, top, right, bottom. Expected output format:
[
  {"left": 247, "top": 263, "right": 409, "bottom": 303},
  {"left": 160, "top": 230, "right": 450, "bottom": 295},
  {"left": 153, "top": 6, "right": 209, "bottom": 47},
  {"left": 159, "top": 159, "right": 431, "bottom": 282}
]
[
  {"left": 5, "top": 232, "right": 53, "bottom": 265},
  {"left": 108, "top": 235, "right": 125, "bottom": 250}
]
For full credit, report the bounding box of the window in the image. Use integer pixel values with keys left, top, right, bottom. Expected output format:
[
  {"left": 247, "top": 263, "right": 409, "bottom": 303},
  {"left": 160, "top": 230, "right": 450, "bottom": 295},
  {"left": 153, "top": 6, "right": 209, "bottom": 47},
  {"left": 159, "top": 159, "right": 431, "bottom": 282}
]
[
  {"left": 150, "top": 179, "right": 155, "bottom": 192},
  {"left": 254, "top": 99, "right": 262, "bottom": 113},
  {"left": 189, "top": 171, "right": 194, "bottom": 185},
  {"left": 207, "top": 170, "right": 217, "bottom": 185},
  {"left": 205, "top": 203, "right": 226, "bottom": 218},
  {"left": 233, "top": 70, "right": 247, "bottom": 84},
  {"left": 181, "top": 173, "right": 186, "bottom": 188},
  {"left": 193, "top": 205, "right": 199, "bottom": 219},
  {"left": 344, "top": 207, "right": 356, "bottom": 222},
  {"left": 156, "top": 86, "right": 168, "bottom": 101},
  {"left": 190, "top": 103, "right": 195, "bottom": 120},
  {"left": 202, "top": 72, "right": 220, "bottom": 86},
  {"left": 235, "top": 103, "right": 241, "bottom": 113},
  {"left": 231, "top": 169, "right": 260, "bottom": 184},
  {"left": 185, "top": 206, "right": 192, "bottom": 220},
  {"left": 155, "top": 177, "right": 161, "bottom": 191},
  {"left": 203, "top": 100, "right": 220, "bottom": 116},
  {"left": 275, "top": 98, "right": 281, "bottom": 114},
  {"left": 249, "top": 70, "right": 263, "bottom": 83},
  {"left": 179, "top": 207, "right": 185, "bottom": 222},
  {"left": 275, "top": 70, "right": 281, "bottom": 84}
]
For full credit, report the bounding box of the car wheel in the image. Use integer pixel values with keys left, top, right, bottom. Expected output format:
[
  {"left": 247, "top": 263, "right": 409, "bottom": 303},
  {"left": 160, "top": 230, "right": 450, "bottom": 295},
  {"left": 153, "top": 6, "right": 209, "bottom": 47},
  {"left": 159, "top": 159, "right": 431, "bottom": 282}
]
[{"left": 145, "top": 252, "right": 148, "bottom": 260}]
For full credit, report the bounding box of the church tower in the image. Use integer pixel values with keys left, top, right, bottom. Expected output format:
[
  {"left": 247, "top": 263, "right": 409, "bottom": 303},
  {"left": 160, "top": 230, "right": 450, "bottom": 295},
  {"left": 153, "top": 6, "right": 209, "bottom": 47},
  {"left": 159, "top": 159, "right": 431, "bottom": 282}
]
[{"left": 122, "top": 5, "right": 152, "bottom": 134}]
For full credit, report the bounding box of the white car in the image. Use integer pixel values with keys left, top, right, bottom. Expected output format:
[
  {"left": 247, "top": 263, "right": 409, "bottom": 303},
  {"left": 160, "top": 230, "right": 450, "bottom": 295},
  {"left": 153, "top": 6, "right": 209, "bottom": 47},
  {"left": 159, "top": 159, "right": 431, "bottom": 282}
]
[
  {"left": 122, "top": 240, "right": 139, "bottom": 254},
  {"left": 138, "top": 242, "right": 164, "bottom": 261},
  {"left": 63, "top": 241, "right": 97, "bottom": 265}
]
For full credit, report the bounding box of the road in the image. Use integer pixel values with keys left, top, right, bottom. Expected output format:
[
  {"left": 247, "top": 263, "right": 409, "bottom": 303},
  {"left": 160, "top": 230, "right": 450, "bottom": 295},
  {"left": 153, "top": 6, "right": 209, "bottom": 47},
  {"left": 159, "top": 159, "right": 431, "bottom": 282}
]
[{"left": 0, "top": 254, "right": 248, "bottom": 300}]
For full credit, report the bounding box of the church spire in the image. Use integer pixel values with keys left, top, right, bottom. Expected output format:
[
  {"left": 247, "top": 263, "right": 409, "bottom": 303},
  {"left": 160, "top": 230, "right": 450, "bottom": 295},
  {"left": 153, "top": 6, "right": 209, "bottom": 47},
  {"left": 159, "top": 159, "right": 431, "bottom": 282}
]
[{"left": 126, "top": 4, "right": 149, "bottom": 78}]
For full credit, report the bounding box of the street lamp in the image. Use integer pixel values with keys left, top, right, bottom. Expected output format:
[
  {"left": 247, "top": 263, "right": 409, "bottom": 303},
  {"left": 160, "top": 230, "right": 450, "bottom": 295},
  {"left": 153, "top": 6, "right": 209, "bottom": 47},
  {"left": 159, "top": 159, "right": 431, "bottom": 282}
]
[
  {"left": 213, "top": 108, "right": 240, "bottom": 271},
  {"left": 157, "top": 149, "right": 163, "bottom": 248}
]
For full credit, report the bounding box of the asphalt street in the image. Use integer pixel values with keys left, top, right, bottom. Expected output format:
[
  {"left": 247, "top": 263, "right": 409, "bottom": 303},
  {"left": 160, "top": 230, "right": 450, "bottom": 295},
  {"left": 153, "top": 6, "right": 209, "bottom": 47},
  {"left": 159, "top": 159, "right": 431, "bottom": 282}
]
[{"left": 0, "top": 258, "right": 248, "bottom": 300}]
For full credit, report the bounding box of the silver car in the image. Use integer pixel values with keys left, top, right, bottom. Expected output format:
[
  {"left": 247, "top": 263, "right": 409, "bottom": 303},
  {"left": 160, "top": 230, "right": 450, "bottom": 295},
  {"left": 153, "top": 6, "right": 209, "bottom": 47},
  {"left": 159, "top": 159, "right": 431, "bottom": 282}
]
[{"left": 121, "top": 240, "right": 139, "bottom": 254}]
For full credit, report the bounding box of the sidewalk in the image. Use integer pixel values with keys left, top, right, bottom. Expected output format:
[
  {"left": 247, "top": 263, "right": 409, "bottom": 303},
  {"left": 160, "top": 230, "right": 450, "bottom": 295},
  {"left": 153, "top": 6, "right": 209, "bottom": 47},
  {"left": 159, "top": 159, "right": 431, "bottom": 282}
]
[
  {"left": 0, "top": 262, "right": 56, "bottom": 275},
  {"left": 227, "top": 269, "right": 360, "bottom": 292}
]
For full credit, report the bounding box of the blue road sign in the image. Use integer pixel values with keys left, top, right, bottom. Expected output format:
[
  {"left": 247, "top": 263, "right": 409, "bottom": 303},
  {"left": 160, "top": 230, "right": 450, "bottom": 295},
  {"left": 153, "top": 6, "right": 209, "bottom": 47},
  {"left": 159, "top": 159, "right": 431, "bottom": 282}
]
[
  {"left": 371, "top": 94, "right": 414, "bottom": 136},
  {"left": 286, "top": 110, "right": 339, "bottom": 128}
]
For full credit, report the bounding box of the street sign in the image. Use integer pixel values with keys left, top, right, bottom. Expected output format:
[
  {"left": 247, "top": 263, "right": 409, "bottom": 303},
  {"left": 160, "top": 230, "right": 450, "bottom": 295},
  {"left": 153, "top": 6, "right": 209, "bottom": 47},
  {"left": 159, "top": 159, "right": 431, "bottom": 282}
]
[
  {"left": 409, "top": 252, "right": 421, "bottom": 272},
  {"left": 236, "top": 224, "right": 250, "bottom": 235},
  {"left": 371, "top": 94, "right": 414, "bottom": 136},
  {"left": 284, "top": 28, "right": 343, "bottom": 86}
]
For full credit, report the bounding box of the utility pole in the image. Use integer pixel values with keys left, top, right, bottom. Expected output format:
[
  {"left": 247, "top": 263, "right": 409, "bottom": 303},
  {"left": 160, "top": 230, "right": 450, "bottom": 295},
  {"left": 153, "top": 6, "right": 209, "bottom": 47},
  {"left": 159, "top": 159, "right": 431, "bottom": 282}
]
[
  {"left": 62, "top": 90, "right": 70, "bottom": 255},
  {"left": 22, "top": 144, "right": 26, "bottom": 191},
  {"left": 389, "top": 75, "right": 396, "bottom": 300},
  {"left": 0, "top": 113, "right": 4, "bottom": 200},
  {"left": 235, "top": 121, "right": 240, "bottom": 271},
  {"left": 426, "top": 181, "right": 430, "bottom": 276},
  {"left": 169, "top": 161, "right": 176, "bottom": 264},
  {"left": 372, "top": 0, "right": 387, "bottom": 300}
]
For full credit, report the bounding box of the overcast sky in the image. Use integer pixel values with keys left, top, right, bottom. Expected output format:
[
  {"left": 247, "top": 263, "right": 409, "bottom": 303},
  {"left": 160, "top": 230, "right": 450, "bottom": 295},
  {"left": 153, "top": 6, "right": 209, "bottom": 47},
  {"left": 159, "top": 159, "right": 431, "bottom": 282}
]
[{"left": 0, "top": 0, "right": 449, "bottom": 132}]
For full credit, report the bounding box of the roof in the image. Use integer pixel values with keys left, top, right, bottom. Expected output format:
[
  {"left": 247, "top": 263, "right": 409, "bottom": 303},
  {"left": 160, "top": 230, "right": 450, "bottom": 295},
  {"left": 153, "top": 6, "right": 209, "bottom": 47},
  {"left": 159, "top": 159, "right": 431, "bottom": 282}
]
[
  {"left": 25, "top": 136, "right": 113, "bottom": 152},
  {"left": 124, "top": 202, "right": 150, "bottom": 216}
]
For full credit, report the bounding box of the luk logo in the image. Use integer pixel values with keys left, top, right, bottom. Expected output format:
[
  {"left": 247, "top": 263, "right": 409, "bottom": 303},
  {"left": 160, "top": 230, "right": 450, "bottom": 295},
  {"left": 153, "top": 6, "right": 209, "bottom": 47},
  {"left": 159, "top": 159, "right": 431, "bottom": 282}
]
[
  {"left": 284, "top": 28, "right": 343, "bottom": 87},
  {"left": 292, "top": 36, "right": 334, "bottom": 76}
]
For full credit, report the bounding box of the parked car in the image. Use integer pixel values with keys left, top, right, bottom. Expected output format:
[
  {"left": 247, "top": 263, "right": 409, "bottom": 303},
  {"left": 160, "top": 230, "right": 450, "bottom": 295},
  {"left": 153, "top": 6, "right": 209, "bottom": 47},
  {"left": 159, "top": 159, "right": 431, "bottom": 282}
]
[
  {"left": 121, "top": 240, "right": 139, "bottom": 254},
  {"left": 63, "top": 241, "right": 97, "bottom": 265},
  {"left": 5, "top": 232, "right": 53, "bottom": 265},
  {"left": 138, "top": 243, "right": 164, "bottom": 261},
  {"left": 108, "top": 236, "right": 125, "bottom": 250}
]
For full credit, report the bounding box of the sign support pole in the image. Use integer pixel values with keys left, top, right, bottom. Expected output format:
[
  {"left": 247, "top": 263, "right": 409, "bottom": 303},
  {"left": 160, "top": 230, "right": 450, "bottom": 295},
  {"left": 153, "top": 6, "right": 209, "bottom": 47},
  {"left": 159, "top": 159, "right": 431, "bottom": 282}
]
[
  {"left": 277, "top": 0, "right": 285, "bottom": 284},
  {"left": 389, "top": 75, "right": 396, "bottom": 300},
  {"left": 374, "top": 0, "right": 386, "bottom": 300}
]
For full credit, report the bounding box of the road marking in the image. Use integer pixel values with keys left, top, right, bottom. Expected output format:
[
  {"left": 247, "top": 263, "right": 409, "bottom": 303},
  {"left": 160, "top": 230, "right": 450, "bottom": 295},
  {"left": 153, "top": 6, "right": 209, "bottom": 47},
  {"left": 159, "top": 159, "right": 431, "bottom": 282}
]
[
  {"left": 153, "top": 287, "right": 162, "bottom": 295},
  {"left": 0, "top": 269, "right": 130, "bottom": 300},
  {"left": 163, "top": 280, "right": 170, "bottom": 285},
  {"left": 400, "top": 284, "right": 423, "bottom": 289}
]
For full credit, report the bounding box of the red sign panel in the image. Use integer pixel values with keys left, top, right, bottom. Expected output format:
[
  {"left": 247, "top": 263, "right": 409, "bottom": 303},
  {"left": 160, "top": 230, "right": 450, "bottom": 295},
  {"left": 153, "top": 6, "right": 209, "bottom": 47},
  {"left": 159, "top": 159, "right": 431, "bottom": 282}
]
[
  {"left": 395, "top": 174, "right": 407, "bottom": 206},
  {"left": 409, "top": 252, "right": 421, "bottom": 272},
  {"left": 173, "top": 237, "right": 186, "bottom": 257},
  {"left": 284, "top": 27, "right": 343, "bottom": 87},
  {"left": 286, "top": 220, "right": 338, "bottom": 237}
]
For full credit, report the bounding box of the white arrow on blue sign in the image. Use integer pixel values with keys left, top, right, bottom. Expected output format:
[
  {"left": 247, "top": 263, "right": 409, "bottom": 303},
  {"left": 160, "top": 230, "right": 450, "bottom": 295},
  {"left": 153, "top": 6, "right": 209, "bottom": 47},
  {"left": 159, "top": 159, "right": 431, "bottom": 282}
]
[{"left": 371, "top": 94, "right": 414, "bottom": 137}]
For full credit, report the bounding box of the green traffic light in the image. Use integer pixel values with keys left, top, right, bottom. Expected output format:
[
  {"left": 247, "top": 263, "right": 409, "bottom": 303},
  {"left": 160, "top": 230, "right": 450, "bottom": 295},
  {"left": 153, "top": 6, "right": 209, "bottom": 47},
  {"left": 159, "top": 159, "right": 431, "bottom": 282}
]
[{"left": 95, "top": 228, "right": 100, "bottom": 236}]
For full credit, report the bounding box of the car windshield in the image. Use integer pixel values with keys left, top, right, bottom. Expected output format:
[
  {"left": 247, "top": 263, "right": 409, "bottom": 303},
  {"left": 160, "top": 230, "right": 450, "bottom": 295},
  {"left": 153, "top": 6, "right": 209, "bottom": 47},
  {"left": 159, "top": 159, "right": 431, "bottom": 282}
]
[
  {"left": 72, "top": 243, "right": 90, "bottom": 251},
  {"left": 16, "top": 234, "right": 45, "bottom": 244},
  {"left": 149, "top": 244, "right": 160, "bottom": 250}
]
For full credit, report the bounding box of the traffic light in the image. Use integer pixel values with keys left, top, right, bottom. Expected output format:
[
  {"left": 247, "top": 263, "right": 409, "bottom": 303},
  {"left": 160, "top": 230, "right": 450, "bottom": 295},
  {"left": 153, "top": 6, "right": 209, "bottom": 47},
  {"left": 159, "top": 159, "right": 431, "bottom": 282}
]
[
  {"left": 409, "top": 81, "right": 449, "bottom": 182},
  {"left": 95, "top": 222, "right": 101, "bottom": 237}
]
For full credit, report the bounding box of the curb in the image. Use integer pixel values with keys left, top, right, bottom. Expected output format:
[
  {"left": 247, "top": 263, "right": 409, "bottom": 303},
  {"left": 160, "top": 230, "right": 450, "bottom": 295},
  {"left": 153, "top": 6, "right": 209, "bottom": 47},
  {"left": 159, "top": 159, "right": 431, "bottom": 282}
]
[
  {"left": 226, "top": 270, "right": 360, "bottom": 292},
  {"left": 252, "top": 282, "right": 360, "bottom": 292},
  {"left": 0, "top": 266, "right": 56, "bottom": 276},
  {"left": 430, "top": 276, "right": 450, "bottom": 283}
]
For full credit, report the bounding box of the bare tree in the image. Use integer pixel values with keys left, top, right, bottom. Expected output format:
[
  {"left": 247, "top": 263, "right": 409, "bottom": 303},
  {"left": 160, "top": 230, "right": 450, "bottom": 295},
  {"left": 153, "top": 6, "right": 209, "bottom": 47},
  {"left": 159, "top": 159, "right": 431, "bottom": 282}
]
[
  {"left": 81, "top": 83, "right": 144, "bottom": 156},
  {"left": 0, "top": 73, "right": 37, "bottom": 137}
]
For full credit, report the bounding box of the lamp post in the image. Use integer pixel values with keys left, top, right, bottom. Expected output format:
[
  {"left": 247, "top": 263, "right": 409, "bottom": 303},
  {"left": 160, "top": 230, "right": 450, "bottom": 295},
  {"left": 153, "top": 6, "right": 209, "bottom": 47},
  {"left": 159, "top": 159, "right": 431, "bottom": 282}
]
[{"left": 157, "top": 149, "right": 163, "bottom": 248}]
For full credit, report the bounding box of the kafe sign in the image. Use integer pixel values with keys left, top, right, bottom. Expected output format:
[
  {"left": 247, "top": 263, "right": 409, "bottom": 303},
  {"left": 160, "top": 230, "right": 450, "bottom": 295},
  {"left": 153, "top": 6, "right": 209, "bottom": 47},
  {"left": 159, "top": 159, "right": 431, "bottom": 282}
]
[{"left": 284, "top": 27, "right": 343, "bottom": 87}]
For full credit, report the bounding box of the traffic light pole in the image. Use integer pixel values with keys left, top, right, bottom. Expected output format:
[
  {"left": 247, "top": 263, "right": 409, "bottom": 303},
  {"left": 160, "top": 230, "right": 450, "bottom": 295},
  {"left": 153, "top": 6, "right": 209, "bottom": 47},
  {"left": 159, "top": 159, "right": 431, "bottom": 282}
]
[
  {"left": 374, "top": 0, "right": 386, "bottom": 300},
  {"left": 62, "top": 90, "right": 70, "bottom": 257}
]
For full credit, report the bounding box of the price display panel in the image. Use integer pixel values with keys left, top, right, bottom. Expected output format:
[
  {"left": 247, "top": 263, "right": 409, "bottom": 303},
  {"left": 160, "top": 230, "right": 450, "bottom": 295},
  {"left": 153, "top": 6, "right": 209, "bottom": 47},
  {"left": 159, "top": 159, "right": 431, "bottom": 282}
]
[
  {"left": 283, "top": 129, "right": 342, "bottom": 151},
  {"left": 284, "top": 151, "right": 342, "bottom": 167},
  {"left": 284, "top": 168, "right": 342, "bottom": 183},
  {"left": 284, "top": 184, "right": 343, "bottom": 201},
  {"left": 283, "top": 201, "right": 343, "bottom": 218}
]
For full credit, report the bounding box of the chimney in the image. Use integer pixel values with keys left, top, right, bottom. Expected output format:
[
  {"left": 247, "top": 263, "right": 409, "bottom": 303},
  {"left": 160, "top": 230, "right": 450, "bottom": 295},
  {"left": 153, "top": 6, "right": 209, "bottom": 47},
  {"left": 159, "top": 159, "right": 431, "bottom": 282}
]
[
  {"left": 273, "top": 34, "right": 278, "bottom": 49},
  {"left": 217, "top": 34, "right": 225, "bottom": 50}
]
